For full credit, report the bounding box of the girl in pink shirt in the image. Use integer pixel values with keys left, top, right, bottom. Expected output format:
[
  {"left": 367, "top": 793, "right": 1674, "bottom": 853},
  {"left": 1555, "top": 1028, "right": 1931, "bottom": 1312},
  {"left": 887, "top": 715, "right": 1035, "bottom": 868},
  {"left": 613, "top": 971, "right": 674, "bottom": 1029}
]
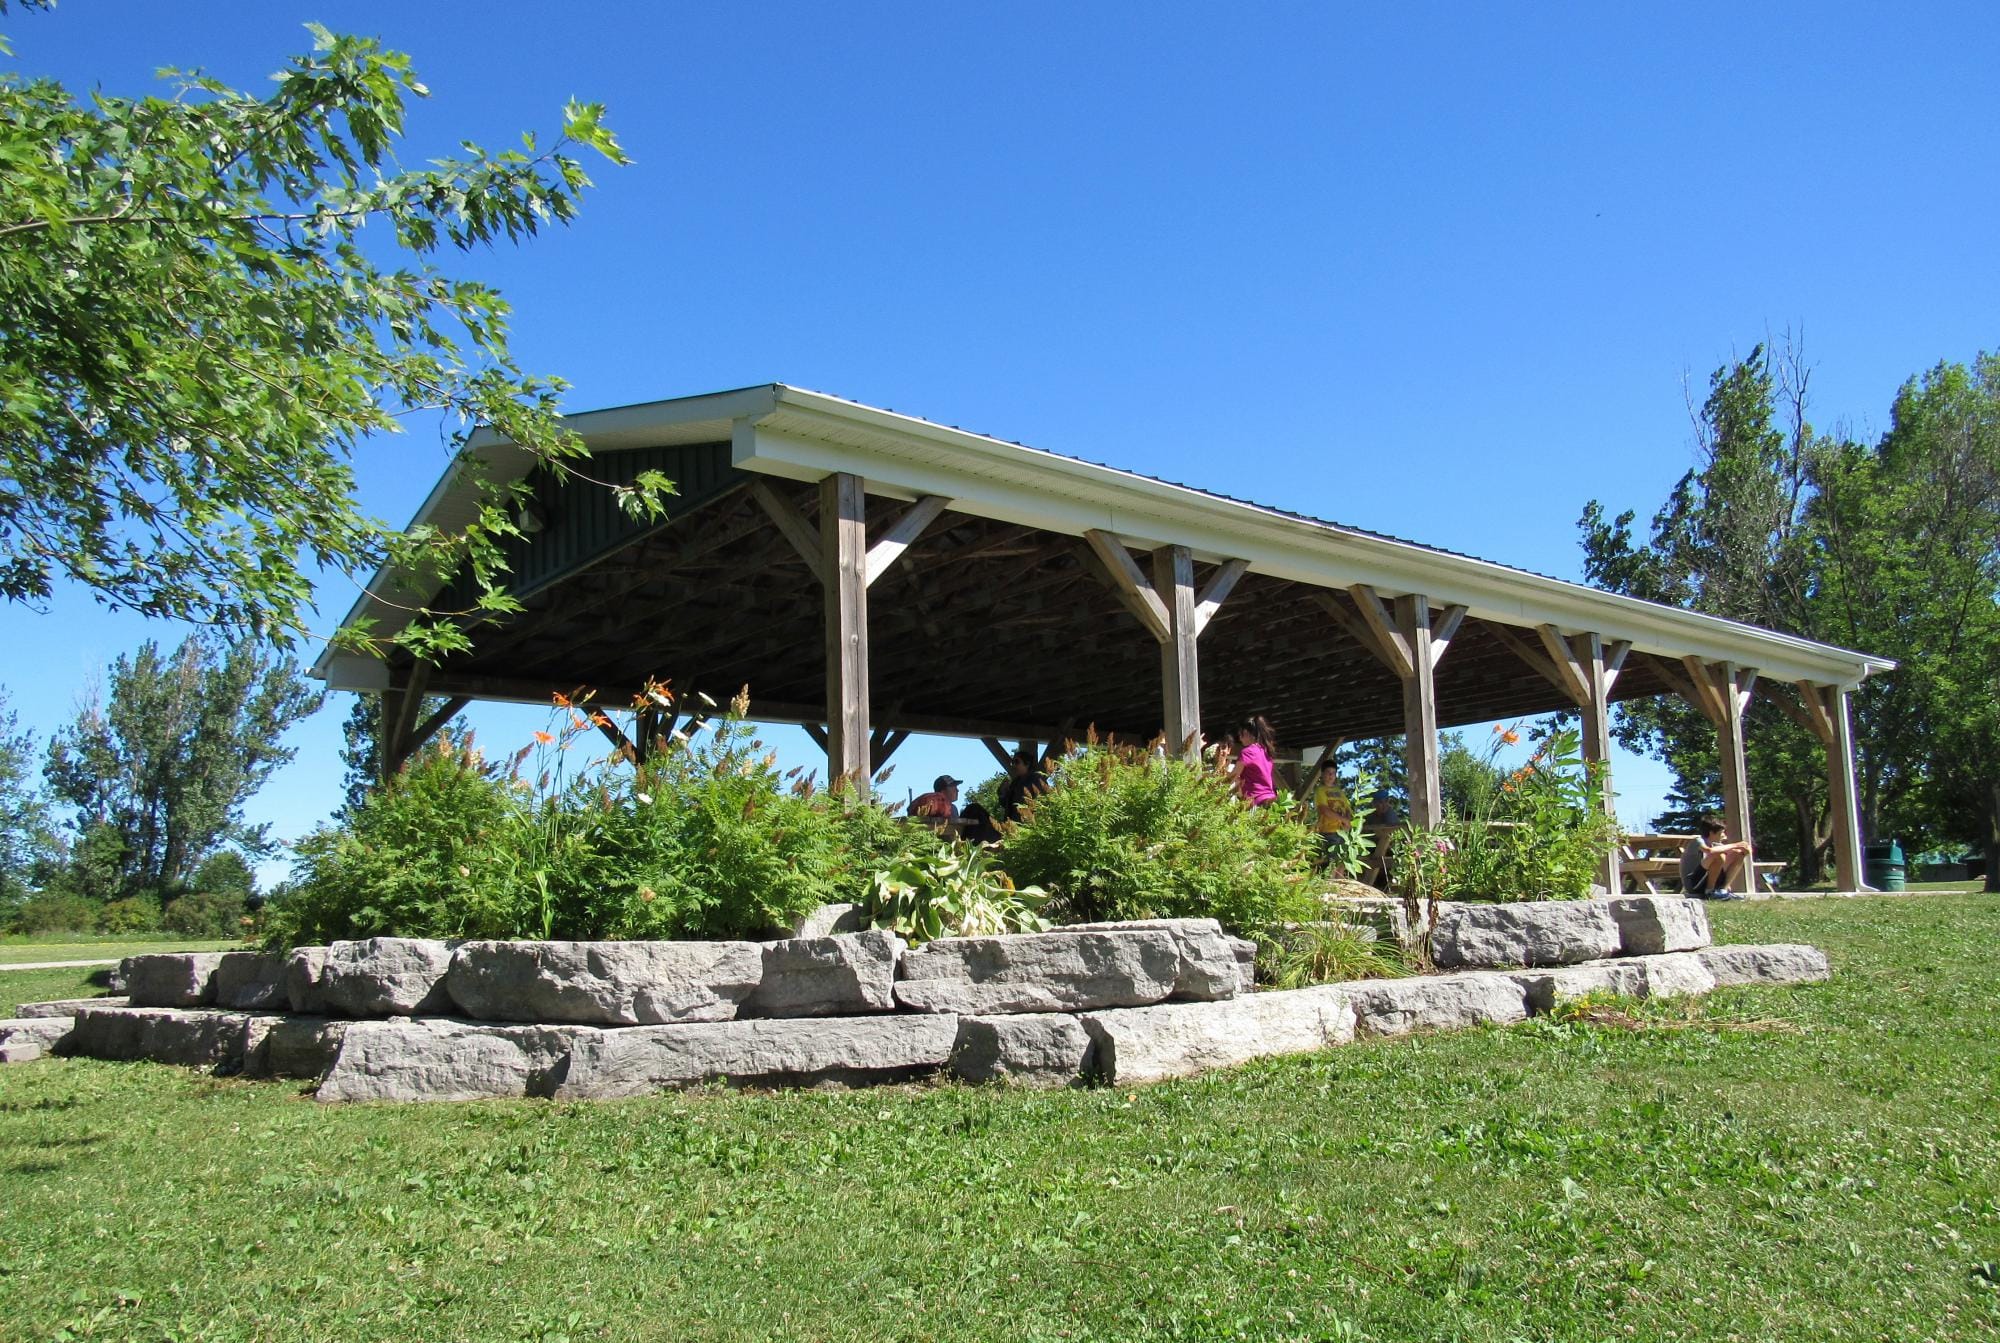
[{"left": 1231, "top": 715, "right": 1278, "bottom": 807}]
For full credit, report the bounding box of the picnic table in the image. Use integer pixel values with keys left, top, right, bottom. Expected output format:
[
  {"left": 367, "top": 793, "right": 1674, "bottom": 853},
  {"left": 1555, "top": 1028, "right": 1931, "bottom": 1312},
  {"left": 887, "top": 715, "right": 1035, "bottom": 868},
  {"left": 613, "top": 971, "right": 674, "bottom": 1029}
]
[{"left": 1620, "top": 833, "right": 1784, "bottom": 894}]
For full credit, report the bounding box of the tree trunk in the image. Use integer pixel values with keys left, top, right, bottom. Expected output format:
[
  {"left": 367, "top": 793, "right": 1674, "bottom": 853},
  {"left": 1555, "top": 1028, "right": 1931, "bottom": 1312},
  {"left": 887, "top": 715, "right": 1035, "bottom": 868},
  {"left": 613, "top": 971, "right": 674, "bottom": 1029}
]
[{"left": 1986, "top": 780, "right": 1999, "bottom": 894}]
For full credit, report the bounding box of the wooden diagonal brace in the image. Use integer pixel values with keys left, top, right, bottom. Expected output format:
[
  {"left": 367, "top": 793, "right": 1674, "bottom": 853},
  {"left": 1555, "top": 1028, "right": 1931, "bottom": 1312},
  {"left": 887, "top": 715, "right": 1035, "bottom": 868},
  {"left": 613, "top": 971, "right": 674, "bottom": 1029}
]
[
  {"left": 1348, "top": 584, "right": 1415, "bottom": 679},
  {"left": 1193, "top": 559, "right": 1249, "bottom": 636},
  {"left": 1311, "top": 590, "right": 1397, "bottom": 671},
  {"left": 1489, "top": 623, "right": 1574, "bottom": 700},
  {"left": 750, "top": 480, "right": 828, "bottom": 586},
  {"left": 1080, "top": 530, "right": 1171, "bottom": 643},
  {"left": 1429, "top": 604, "right": 1469, "bottom": 669},
  {"left": 1603, "top": 640, "right": 1632, "bottom": 693},
  {"left": 1534, "top": 624, "right": 1593, "bottom": 706},
  {"left": 864, "top": 495, "right": 950, "bottom": 588}
]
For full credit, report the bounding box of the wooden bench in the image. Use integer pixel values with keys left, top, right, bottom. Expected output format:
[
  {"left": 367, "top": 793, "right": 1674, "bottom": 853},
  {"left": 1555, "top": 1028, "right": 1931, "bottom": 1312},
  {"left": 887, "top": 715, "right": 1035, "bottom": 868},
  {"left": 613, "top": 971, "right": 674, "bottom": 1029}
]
[{"left": 1620, "top": 834, "right": 1787, "bottom": 894}]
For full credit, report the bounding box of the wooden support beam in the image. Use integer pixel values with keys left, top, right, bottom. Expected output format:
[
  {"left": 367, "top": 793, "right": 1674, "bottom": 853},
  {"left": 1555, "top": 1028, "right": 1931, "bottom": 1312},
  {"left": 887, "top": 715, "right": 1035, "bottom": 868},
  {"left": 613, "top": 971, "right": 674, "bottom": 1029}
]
[
  {"left": 864, "top": 495, "right": 950, "bottom": 588},
  {"left": 821, "top": 472, "right": 871, "bottom": 790},
  {"left": 1310, "top": 590, "right": 1396, "bottom": 671},
  {"left": 1080, "top": 531, "right": 1170, "bottom": 642},
  {"left": 1679, "top": 656, "right": 1731, "bottom": 725},
  {"left": 1153, "top": 545, "right": 1202, "bottom": 758},
  {"left": 980, "top": 736, "right": 1014, "bottom": 770},
  {"left": 1489, "top": 623, "right": 1574, "bottom": 700},
  {"left": 1714, "top": 663, "right": 1754, "bottom": 854},
  {"left": 1570, "top": 632, "right": 1620, "bottom": 892},
  {"left": 1349, "top": 584, "right": 1415, "bottom": 680},
  {"left": 1429, "top": 604, "right": 1468, "bottom": 669},
  {"left": 594, "top": 712, "right": 638, "bottom": 762},
  {"left": 1534, "top": 624, "right": 1593, "bottom": 706},
  {"left": 1761, "top": 681, "right": 1832, "bottom": 743},
  {"left": 750, "top": 479, "right": 828, "bottom": 586},
  {"left": 406, "top": 695, "right": 470, "bottom": 760},
  {"left": 1646, "top": 655, "right": 1701, "bottom": 709},
  {"left": 1825, "top": 686, "right": 1865, "bottom": 890},
  {"left": 1193, "top": 558, "right": 1249, "bottom": 636},
  {"left": 379, "top": 661, "right": 434, "bottom": 780},
  {"left": 870, "top": 727, "right": 911, "bottom": 775},
  {"left": 1790, "top": 679, "right": 1839, "bottom": 746},
  {"left": 801, "top": 723, "right": 828, "bottom": 751},
  {"left": 1396, "top": 593, "right": 1441, "bottom": 827},
  {"left": 1603, "top": 640, "right": 1632, "bottom": 693}
]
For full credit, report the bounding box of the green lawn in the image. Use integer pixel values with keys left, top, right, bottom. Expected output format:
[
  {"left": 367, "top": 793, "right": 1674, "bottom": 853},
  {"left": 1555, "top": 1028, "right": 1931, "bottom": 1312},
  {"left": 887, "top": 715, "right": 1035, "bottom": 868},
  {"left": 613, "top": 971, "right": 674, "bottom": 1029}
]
[
  {"left": 0, "top": 936, "right": 242, "bottom": 966},
  {"left": 1, "top": 896, "right": 1995, "bottom": 1342}
]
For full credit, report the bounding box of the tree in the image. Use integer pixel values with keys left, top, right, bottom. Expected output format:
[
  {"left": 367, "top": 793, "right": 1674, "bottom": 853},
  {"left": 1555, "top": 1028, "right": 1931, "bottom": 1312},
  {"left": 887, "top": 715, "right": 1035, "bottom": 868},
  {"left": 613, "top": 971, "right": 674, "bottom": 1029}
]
[
  {"left": 0, "top": 16, "right": 660, "bottom": 653},
  {"left": 1581, "top": 343, "right": 2000, "bottom": 889},
  {"left": 0, "top": 686, "right": 55, "bottom": 906},
  {"left": 44, "top": 634, "right": 321, "bottom": 900}
]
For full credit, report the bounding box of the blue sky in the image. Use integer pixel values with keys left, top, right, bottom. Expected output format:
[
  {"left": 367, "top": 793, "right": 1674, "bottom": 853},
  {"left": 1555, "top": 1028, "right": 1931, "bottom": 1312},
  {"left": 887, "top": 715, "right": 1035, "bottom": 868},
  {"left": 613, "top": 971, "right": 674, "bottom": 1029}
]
[{"left": 5, "top": 3, "right": 1996, "bottom": 877}]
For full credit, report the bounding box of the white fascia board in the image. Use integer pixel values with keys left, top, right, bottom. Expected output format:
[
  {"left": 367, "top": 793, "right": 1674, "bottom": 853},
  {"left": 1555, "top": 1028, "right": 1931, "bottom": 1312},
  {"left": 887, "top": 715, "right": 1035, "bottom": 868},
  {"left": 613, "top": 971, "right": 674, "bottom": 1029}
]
[{"left": 736, "top": 395, "right": 1893, "bottom": 689}]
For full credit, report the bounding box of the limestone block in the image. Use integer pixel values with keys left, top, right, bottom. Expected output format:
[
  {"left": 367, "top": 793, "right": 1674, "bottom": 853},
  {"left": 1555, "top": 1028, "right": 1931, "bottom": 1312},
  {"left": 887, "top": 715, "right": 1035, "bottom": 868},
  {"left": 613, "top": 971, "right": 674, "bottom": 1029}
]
[
  {"left": 745, "top": 931, "right": 901, "bottom": 1018},
  {"left": 447, "top": 939, "right": 763, "bottom": 1025},
  {"left": 1697, "top": 942, "right": 1832, "bottom": 987},
  {"left": 122, "top": 953, "right": 227, "bottom": 1007},
  {"left": 0, "top": 1015, "right": 75, "bottom": 1051},
  {"left": 315, "top": 1018, "right": 590, "bottom": 1103},
  {"left": 790, "top": 902, "right": 866, "bottom": 939},
  {"left": 554, "top": 1015, "right": 960, "bottom": 1099},
  {"left": 895, "top": 929, "right": 1184, "bottom": 1014},
  {"left": 1607, "top": 896, "right": 1712, "bottom": 956},
  {"left": 1080, "top": 985, "right": 1358, "bottom": 1086},
  {"left": 1507, "top": 953, "right": 1717, "bottom": 1013},
  {"left": 950, "top": 1014, "right": 1093, "bottom": 1086},
  {"left": 284, "top": 947, "right": 331, "bottom": 1013},
  {"left": 1430, "top": 900, "right": 1623, "bottom": 969},
  {"left": 1227, "top": 936, "right": 1259, "bottom": 993},
  {"left": 1055, "top": 919, "right": 1246, "bottom": 1001},
  {"left": 243, "top": 1016, "right": 349, "bottom": 1081},
  {"left": 15, "top": 996, "right": 125, "bottom": 1018},
  {"left": 214, "top": 952, "right": 290, "bottom": 1010},
  {"left": 0, "top": 1041, "right": 44, "bottom": 1063},
  {"left": 63, "top": 1005, "right": 257, "bottom": 1069},
  {"left": 320, "top": 938, "right": 457, "bottom": 1017},
  {"left": 1345, "top": 973, "right": 1531, "bottom": 1038}
]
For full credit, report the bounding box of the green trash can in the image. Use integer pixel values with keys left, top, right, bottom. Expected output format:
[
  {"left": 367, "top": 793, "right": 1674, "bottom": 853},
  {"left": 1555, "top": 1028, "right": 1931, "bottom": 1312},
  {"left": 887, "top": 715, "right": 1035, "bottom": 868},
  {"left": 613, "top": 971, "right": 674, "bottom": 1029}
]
[{"left": 1864, "top": 839, "right": 1906, "bottom": 891}]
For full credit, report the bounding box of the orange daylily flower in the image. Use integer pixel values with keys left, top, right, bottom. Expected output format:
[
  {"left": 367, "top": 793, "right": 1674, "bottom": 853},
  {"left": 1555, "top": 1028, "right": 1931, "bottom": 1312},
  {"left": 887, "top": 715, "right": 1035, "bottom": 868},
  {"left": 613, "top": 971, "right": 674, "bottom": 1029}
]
[{"left": 533, "top": 730, "right": 555, "bottom": 745}]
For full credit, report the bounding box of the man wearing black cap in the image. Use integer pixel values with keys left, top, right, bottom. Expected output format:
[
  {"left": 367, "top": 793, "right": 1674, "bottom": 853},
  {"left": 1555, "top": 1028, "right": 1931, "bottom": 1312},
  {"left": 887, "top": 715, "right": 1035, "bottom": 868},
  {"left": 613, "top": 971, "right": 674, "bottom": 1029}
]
[{"left": 911, "top": 774, "right": 961, "bottom": 823}]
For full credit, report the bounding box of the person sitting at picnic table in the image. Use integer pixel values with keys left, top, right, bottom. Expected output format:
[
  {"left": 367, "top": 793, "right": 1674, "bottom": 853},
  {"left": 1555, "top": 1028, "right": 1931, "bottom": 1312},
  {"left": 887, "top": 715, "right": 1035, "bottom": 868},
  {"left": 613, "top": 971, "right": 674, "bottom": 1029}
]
[
  {"left": 957, "top": 801, "right": 1003, "bottom": 844},
  {"left": 910, "top": 774, "right": 961, "bottom": 824},
  {"left": 997, "top": 749, "right": 1047, "bottom": 823},
  {"left": 1360, "top": 790, "right": 1402, "bottom": 888},
  {"left": 1310, "top": 757, "right": 1354, "bottom": 866},
  {"left": 1679, "top": 815, "right": 1752, "bottom": 898},
  {"left": 1227, "top": 715, "right": 1279, "bottom": 807}
]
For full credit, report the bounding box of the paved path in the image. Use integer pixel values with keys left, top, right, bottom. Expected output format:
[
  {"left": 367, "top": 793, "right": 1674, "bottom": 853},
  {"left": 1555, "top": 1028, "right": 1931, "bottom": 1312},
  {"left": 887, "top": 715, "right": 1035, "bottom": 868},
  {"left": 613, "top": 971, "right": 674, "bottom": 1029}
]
[{"left": 0, "top": 959, "right": 119, "bottom": 972}]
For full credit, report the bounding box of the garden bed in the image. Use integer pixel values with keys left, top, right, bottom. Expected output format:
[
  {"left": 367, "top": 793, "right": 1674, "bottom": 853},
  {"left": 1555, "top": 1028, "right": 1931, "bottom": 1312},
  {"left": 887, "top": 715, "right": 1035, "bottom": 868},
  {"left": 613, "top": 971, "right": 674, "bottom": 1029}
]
[{"left": 0, "top": 897, "right": 1830, "bottom": 1099}]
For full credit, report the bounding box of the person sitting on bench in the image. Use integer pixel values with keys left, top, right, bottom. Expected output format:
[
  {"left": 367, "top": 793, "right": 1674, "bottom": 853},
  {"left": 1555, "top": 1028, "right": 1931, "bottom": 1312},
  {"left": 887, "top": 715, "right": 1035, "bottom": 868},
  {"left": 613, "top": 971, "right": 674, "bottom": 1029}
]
[{"left": 1680, "top": 815, "right": 1752, "bottom": 898}]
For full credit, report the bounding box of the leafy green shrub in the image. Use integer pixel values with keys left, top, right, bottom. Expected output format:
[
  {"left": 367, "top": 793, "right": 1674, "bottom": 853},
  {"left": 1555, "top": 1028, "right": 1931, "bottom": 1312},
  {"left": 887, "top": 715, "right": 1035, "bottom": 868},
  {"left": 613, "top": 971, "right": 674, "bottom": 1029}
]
[
  {"left": 269, "top": 736, "right": 522, "bottom": 946},
  {"left": 1000, "top": 741, "right": 1319, "bottom": 935},
  {"left": 162, "top": 888, "right": 250, "bottom": 939},
  {"left": 4, "top": 890, "right": 99, "bottom": 935},
  {"left": 99, "top": 894, "right": 163, "bottom": 934},
  {"left": 865, "top": 839, "right": 1050, "bottom": 945},
  {"left": 271, "top": 704, "right": 882, "bottom": 949},
  {"left": 1421, "top": 726, "right": 1621, "bottom": 903},
  {"left": 522, "top": 714, "right": 852, "bottom": 942}
]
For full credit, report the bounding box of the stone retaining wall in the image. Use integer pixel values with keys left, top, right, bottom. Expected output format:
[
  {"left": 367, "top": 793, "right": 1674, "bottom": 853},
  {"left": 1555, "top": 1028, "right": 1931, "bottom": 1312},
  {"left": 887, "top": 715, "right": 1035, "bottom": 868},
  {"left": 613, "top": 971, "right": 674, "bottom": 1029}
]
[{"left": 0, "top": 897, "right": 1832, "bottom": 1100}]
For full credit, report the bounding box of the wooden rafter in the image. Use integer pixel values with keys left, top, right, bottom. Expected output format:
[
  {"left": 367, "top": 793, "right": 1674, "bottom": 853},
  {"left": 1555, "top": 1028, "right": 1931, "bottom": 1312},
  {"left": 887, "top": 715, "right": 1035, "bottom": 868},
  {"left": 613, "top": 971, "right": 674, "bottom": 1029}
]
[
  {"left": 1348, "top": 584, "right": 1415, "bottom": 679},
  {"left": 1429, "top": 604, "right": 1469, "bottom": 669},
  {"left": 1533, "top": 624, "right": 1592, "bottom": 707},
  {"left": 1193, "top": 559, "right": 1249, "bottom": 636}
]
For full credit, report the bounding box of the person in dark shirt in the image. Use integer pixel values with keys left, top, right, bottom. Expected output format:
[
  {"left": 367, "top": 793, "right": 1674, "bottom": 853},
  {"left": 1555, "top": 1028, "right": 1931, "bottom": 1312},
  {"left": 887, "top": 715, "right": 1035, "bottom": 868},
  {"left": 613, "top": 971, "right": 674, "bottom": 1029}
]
[
  {"left": 1679, "top": 815, "right": 1752, "bottom": 898},
  {"left": 997, "top": 749, "right": 1047, "bottom": 823}
]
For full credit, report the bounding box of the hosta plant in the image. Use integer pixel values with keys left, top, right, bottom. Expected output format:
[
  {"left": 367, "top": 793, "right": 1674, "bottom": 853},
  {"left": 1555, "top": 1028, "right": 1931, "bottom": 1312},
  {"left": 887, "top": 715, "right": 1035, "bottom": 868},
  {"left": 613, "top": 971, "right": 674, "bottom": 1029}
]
[{"left": 865, "top": 841, "right": 1051, "bottom": 946}]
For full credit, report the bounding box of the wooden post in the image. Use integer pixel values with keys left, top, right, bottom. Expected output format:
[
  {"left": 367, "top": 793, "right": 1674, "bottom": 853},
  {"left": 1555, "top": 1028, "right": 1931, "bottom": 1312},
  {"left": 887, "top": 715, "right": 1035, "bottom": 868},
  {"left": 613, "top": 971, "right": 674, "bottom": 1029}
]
[
  {"left": 1153, "top": 545, "right": 1201, "bottom": 759},
  {"left": 1715, "top": 663, "right": 1755, "bottom": 855},
  {"left": 820, "top": 472, "right": 870, "bottom": 789},
  {"left": 378, "top": 662, "right": 433, "bottom": 781},
  {"left": 1826, "top": 687, "right": 1865, "bottom": 891},
  {"left": 1395, "top": 593, "right": 1441, "bottom": 827},
  {"left": 1571, "top": 632, "right": 1622, "bottom": 893}
]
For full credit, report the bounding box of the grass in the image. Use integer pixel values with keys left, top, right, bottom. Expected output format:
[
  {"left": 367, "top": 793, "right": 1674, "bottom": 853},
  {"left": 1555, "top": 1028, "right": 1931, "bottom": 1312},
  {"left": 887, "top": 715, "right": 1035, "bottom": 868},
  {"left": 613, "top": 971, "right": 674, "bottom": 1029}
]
[
  {"left": 0, "top": 935, "right": 242, "bottom": 966},
  {"left": 0, "top": 896, "right": 1995, "bottom": 1341}
]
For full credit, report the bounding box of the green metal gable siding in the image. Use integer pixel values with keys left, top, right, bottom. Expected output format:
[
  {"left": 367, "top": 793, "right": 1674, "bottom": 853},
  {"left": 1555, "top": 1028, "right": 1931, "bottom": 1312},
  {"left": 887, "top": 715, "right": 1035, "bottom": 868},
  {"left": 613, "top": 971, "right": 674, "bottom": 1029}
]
[{"left": 436, "top": 441, "right": 741, "bottom": 609}]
